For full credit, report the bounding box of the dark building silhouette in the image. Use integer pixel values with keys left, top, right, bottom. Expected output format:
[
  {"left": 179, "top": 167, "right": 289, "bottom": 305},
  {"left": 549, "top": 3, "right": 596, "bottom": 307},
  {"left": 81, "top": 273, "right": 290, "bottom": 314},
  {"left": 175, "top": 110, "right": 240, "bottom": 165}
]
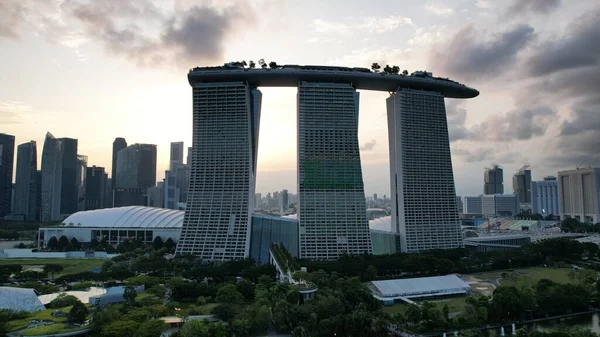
[
  {"left": 85, "top": 166, "right": 106, "bottom": 210},
  {"left": 513, "top": 165, "right": 532, "bottom": 204},
  {"left": 114, "top": 144, "right": 157, "bottom": 207},
  {"left": 111, "top": 137, "right": 127, "bottom": 193},
  {"left": 484, "top": 165, "right": 504, "bottom": 195},
  {"left": 0, "top": 133, "right": 15, "bottom": 217},
  {"left": 59, "top": 138, "right": 78, "bottom": 216},
  {"left": 14, "top": 141, "right": 39, "bottom": 221}
]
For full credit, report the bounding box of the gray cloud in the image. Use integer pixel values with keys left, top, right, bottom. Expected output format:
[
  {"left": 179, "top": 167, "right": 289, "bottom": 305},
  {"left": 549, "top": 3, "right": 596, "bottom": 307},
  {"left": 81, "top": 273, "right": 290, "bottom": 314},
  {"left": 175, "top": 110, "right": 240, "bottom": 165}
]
[
  {"left": 1, "top": 0, "right": 255, "bottom": 68},
  {"left": 452, "top": 148, "right": 494, "bottom": 163},
  {"left": 524, "top": 8, "right": 600, "bottom": 77},
  {"left": 361, "top": 139, "right": 377, "bottom": 151},
  {"left": 430, "top": 24, "right": 535, "bottom": 81},
  {"left": 446, "top": 100, "right": 468, "bottom": 142},
  {"left": 468, "top": 106, "right": 556, "bottom": 142},
  {"left": 504, "top": 0, "right": 561, "bottom": 17},
  {"left": 0, "top": 1, "right": 25, "bottom": 38}
]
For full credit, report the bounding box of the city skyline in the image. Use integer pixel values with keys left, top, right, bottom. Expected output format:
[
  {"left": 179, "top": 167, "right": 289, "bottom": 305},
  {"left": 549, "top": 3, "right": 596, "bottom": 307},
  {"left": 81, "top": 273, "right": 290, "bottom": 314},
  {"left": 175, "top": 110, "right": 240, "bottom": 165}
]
[{"left": 1, "top": 0, "right": 599, "bottom": 197}]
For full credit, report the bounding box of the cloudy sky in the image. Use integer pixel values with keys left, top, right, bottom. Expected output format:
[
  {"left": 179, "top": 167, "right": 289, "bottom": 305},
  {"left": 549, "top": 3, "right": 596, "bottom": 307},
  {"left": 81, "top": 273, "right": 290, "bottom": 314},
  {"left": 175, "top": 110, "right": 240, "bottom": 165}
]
[{"left": 1, "top": 0, "right": 599, "bottom": 197}]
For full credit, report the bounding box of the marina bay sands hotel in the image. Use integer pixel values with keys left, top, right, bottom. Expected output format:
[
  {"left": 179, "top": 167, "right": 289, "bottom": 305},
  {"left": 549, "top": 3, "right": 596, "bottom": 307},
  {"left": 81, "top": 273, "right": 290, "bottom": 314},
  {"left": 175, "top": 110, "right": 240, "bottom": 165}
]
[{"left": 175, "top": 64, "right": 479, "bottom": 261}]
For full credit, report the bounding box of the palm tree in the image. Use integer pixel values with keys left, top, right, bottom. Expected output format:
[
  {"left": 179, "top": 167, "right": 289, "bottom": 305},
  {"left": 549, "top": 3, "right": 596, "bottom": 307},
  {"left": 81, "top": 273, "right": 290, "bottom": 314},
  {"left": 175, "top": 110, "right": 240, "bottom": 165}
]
[
  {"left": 248, "top": 60, "right": 256, "bottom": 68},
  {"left": 371, "top": 62, "right": 381, "bottom": 72},
  {"left": 383, "top": 65, "right": 392, "bottom": 73}
]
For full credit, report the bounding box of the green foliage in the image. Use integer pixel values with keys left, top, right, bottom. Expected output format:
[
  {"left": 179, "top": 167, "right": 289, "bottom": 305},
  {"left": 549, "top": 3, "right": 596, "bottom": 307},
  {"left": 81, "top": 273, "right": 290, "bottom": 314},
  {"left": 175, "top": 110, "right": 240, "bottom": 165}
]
[
  {"left": 123, "top": 286, "right": 138, "bottom": 303},
  {"left": 101, "top": 320, "right": 140, "bottom": 337},
  {"left": 180, "top": 320, "right": 227, "bottom": 337},
  {"left": 152, "top": 236, "right": 164, "bottom": 250},
  {"left": 19, "top": 281, "right": 59, "bottom": 294},
  {"left": 70, "top": 281, "right": 93, "bottom": 291},
  {"left": 133, "top": 319, "right": 167, "bottom": 337},
  {"left": 43, "top": 264, "right": 64, "bottom": 279},
  {"left": 68, "top": 301, "right": 88, "bottom": 324},
  {"left": 46, "top": 236, "right": 59, "bottom": 250},
  {"left": 48, "top": 294, "right": 80, "bottom": 308},
  {"left": 211, "top": 303, "right": 239, "bottom": 321},
  {"left": 215, "top": 283, "right": 245, "bottom": 304}
]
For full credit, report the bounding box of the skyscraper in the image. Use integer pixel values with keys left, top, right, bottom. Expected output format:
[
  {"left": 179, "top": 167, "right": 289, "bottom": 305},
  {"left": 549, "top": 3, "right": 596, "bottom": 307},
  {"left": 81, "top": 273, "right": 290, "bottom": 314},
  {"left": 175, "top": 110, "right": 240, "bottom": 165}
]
[
  {"left": 114, "top": 143, "right": 157, "bottom": 207},
  {"left": 41, "top": 132, "right": 62, "bottom": 221},
  {"left": 59, "top": 138, "right": 78, "bottom": 217},
  {"left": 111, "top": 138, "right": 127, "bottom": 192},
  {"left": 387, "top": 89, "right": 463, "bottom": 252},
  {"left": 0, "top": 133, "right": 15, "bottom": 217},
  {"left": 85, "top": 166, "right": 106, "bottom": 210},
  {"left": 297, "top": 82, "right": 372, "bottom": 259},
  {"left": 76, "top": 154, "right": 88, "bottom": 211},
  {"left": 531, "top": 176, "right": 558, "bottom": 217},
  {"left": 176, "top": 82, "right": 262, "bottom": 260},
  {"left": 147, "top": 182, "right": 164, "bottom": 208},
  {"left": 280, "top": 189, "right": 289, "bottom": 212},
  {"left": 484, "top": 165, "right": 504, "bottom": 195},
  {"left": 512, "top": 165, "right": 532, "bottom": 204},
  {"left": 14, "top": 141, "right": 38, "bottom": 221},
  {"left": 170, "top": 142, "right": 184, "bottom": 171},
  {"left": 187, "top": 147, "right": 193, "bottom": 166},
  {"left": 163, "top": 170, "right": 180, "bottom": 209},
  {"left": 558, "top": 168, "right": 600, "bottom": 223}
]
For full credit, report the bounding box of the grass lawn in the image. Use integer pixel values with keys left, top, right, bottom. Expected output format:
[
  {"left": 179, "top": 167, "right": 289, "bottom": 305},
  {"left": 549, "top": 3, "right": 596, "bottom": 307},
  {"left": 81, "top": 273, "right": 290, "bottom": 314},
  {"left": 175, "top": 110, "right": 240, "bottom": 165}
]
[
  {"left": 496, "top": 267, "right": 572, "bottom": 287},
  {"left": 175, "top": 302, "right": 219, "bottom": 316},
  {"left": 6, "top": 305, "right": 92, "bottom": 333},
  {"left": 0, "top": 258, "right": 104, "bottom": 276},
  {"left": 21, "top": 324, "right": 87, "bottom": 336}
]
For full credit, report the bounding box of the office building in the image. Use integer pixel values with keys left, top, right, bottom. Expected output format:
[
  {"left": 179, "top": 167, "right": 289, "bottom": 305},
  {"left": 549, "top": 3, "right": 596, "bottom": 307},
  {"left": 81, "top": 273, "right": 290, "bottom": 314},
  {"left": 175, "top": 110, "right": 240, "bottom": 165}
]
[
  {"left": 111, "top": 138, "right": 127, "bottom": 192},
  {"left": 163, "top": 170, "right": 180, "bottom": 209},
  {"left": 84, "top": 166, "right": 106, "bottom": 210},
  {"left": 14, "top": 141, "right": 39, "bottom": 221},
  {"left": 170, "top": 142, "right": 184, "bottom": 171},
  {"left": 387, "top": 89, "right": 463, "bottom": 252},
  {"left": 558, "top": 168, "right": 600, "bottom": 223},
  {"left": 104, "top": 178, "right": 112, "bottom": 208},
  {"left": 186, "top": 147, "right": 193, "bottom": 166},
  {"left": 531, "top": 177, "right": 559, "bottom": 217},
  {"left": 114, "top": 144, "right": 157, "bottom": 207},
  {"left": 181, "top": 64, "right": 478, "bottom": 259},
  {"left": 0, "top": 133, "right": 15, "bottom": 217},
  {"left": 484, "top": 165, "right": 504, "bottom": 195},
  {"left": 298, "top": 82, "right": 372, "bottom": 259},
  {"left": 513, "top": 165, "right": 532, "bottom": 204},
  {"left": 456, "top": 196, "right": 463, "bottom": 213},
  {"left": 58, "top": 138, "right": 78, "bottom": 218},
  {"left": 250, "top": 214, "right": 299, "bottom": 264},
  {"left": 175, "top": 82, "right": 262, "bottom": 260},
  {"left": 76, "top": 155, "right": 88, "bottom": 211},
  {"left": 41, "top": 133, "right": 62, "bottom": 221},
  {"left": 280, "top": 189, "right": 289, "bottom": 212},
  {"left": 463, "top": 196, "right": 483, "bottom": 214},
  {"left": 482, "top": 194, "right": 519, "bottom": 217},
  {"left": 147, "top": 182, "right": 164, "bottom": 208},
  {"left": 175, "top": 165, "right": 190, "bottom": 203}
]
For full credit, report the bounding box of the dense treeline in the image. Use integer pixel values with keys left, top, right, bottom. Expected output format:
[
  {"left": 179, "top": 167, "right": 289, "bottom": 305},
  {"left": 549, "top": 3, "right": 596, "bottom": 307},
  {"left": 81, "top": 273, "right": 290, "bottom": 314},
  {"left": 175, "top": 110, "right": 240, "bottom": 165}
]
[{"left": 300, "top": 238, "right": 589, "bottom": 281}]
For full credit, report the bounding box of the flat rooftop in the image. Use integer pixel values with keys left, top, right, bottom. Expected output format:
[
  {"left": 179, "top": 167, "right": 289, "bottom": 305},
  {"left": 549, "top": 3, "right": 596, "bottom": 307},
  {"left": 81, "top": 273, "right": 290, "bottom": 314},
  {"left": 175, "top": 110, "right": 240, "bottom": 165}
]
[
  {"left": 188, "top": 64, "right": 479, "bottom": 99},
  {"left": 371, "top": 274, "right": 470, "bottom": 298}
]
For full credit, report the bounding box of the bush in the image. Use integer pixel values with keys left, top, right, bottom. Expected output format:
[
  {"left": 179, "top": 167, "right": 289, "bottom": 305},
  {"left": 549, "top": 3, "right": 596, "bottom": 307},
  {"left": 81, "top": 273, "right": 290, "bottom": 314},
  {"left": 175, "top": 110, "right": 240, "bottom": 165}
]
[
  {"left": 197, "top": 296, "right": 208, "bottom": 305},
  {"left": 147, "top": 285, "right": 167, "bottom": 297},
  {"left": 68, "top": 301, "right": 88, "bottom": 324},
  {"left": 48, "top": 294, "right": 80, "bottom": 308},
  {"left": 70, "top": 282, "right": 93, "bottom": 291}
]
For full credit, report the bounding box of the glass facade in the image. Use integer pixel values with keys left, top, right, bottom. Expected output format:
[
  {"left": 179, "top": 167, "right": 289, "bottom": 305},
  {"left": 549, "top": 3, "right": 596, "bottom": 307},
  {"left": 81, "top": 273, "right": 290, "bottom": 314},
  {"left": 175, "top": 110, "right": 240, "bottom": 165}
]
[{"left": 250, "top": 214, "right": 299, "bottom": 264}]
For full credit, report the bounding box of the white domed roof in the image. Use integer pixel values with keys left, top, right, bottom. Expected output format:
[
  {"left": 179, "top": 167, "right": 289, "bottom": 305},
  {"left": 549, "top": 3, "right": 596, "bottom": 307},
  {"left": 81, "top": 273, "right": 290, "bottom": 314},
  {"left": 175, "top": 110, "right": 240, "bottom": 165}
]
[{"left": 61, "top": 206, "right": 184, "bottom": 229}]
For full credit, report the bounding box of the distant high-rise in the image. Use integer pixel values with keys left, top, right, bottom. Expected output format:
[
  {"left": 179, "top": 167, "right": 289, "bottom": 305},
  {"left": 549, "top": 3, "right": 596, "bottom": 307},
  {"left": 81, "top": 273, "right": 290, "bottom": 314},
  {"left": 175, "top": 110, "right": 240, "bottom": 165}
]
[
  {"left": 59, "top": 138, "right": 78, "bottom": 217},
  {"left": 484, "top": 165, "right": 504, "bottom": 195},
  {"left": 115, "top": 143, "right": 157, "bottom": 207},
  {"left": 280, "top": 189, "right": 289, "bottom": 212},
  {"left": 298, "top": 82, "right": 372, "bottom": 259},
  {"left": 456, "top": 196, "right": 464, "bottom": 213},
  {"left": 513, "top": 165, "right": 532, "bottom": 203},
  {"left": 186, "top": 147, "right": 193, "bottom": 166},
  {"left": 176, "top": 82, "right": 262, "bottom": 260},
  {"left": 85, "top": 166, "right": 106, "bottom": 210},
  {"left": 463, "top": 196, "right": 483, "bottom": 214},
  {"left": 558, "top": 168, "right": 600, "bottom": 223},
  {"left": 170, "top": 142, "right": 184, "bottom": 171},
  {"left": 111, "top": 138, "right": 127, "bottom": 191},
  {"left": 175, "top": 165, "right": 190, "bottom": 203},
  {"left": 531, "top": 176, "right": 558, "bottom": 216},
  {"left": 387, "top": 89, "right": 463, "bottom": 253},
  {"left": 147, "top": 182, "right": 164, "bottom": 208},
  {"left": 163, "top": 170, "right": 180, "bottom": 209},
  {"left": 41, "top": 132, "right": 62, "bottom": 221},
  {"left": 0, "top": 133, "right": 15, "bottom": 217},
  {"left": 14, "top": 141, "right": 38, "bottom": 221},
  {"left": 76, "top": 155, "right": 88, "bottom": 211},
  {"left": 482, "top": 194, "right": 519, "bottom": 217}
]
